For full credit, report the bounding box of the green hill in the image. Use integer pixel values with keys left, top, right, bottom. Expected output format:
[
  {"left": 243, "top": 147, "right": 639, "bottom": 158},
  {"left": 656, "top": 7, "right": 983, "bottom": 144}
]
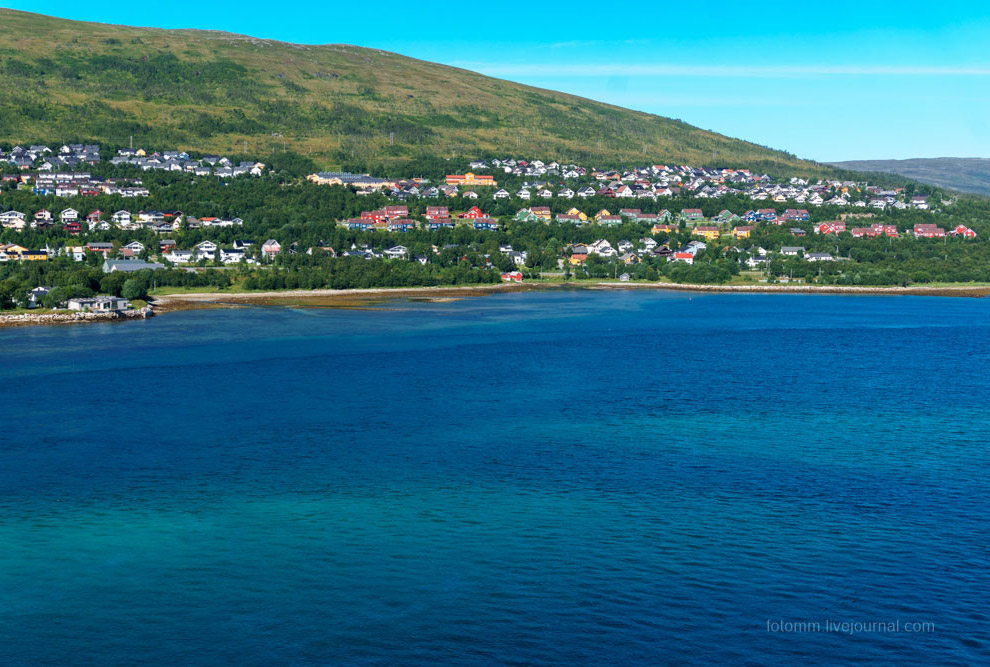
[
  {"left": 829, "top": 158, "right": 990, "bottom": 196},
  {"left": 0, "top": 8, "right": 830, "bottom": 173}
]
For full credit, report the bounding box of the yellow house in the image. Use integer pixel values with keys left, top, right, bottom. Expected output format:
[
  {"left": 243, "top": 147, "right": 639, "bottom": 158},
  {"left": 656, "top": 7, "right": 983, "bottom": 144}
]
[
  {"left": 0, "top": 243, "right": 28, "bottom": 254},
  {"left": 693, "top": 226, "right": 721, "bottom": 240},
  {"left": 731, "top": 225, "right": 754, "bottom": 239},
  {"left": 594, "top": 209, "right": 612, "bottom": 222},
  {"left": 20, "top": 249, "right": 49, "bottom": 261},
  {"left": 566, "top": 207, "right": 588, "bottom": 221},
  {"left": 651, "top": 223, "right": 678, "bottom": 234}
]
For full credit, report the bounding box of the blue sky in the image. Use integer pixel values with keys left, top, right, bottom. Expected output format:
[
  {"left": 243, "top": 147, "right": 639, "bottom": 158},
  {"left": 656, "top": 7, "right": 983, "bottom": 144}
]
[{"left": 5, "top": 0, "right": 989, "bottom": 161}]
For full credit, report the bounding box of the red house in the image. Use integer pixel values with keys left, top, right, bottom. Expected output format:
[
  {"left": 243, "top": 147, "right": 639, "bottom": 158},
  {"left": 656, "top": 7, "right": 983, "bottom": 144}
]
[
  {"left": 62, "top": 221, "right": 82, "bottom": 235},
  {"left": 815, "top": 221, "right": 846, "bottom": 235},
  {"left": 384, "top": 205, "right": 409, "bottom": 219},
  {"left": 461, "top": 206, "right": 485, "bottom": 219},
  {"left": 425, "top": 206, "right": 449, "bottom": 220},
  {"left": 950, "top": 225, "right": 977, "bottom": 238},
  {"left": 501, "top": 271, "right": 523, "bottom": 283},
  {"left": 913, "top": 224, "right": 946, "bottom": 238},
  {"left": 360, "top": 209, "right": 387, "bottom": 223}
]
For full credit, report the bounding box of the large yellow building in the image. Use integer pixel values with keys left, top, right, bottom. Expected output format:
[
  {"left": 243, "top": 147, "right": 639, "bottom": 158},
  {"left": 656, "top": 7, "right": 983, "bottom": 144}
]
[{"left": 445, "top": 172, "right": 496, "bottom": 187}]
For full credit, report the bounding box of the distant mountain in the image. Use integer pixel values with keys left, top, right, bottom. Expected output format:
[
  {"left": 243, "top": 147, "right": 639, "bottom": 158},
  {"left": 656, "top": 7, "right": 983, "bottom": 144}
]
[
  {"left": 0, "top": 8, "right": 829, "bottom": 173},
  {"left": 828, "top": 158, "right": 990, "bottom": 196}
]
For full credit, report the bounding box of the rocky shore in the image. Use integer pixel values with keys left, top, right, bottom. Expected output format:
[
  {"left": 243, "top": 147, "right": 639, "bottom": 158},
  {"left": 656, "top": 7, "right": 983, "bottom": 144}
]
[{"left": 0, "top": 306, "right": 154, "bottom": 328}]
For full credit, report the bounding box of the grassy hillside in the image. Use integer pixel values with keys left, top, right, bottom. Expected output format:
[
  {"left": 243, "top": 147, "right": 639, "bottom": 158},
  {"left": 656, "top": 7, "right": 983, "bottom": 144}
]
[
  {"left": 0, "top": 8, "right": 829, "bottom": 173},
  {"left": 829, "top": 158, "right": 990, "bottom": 196}
]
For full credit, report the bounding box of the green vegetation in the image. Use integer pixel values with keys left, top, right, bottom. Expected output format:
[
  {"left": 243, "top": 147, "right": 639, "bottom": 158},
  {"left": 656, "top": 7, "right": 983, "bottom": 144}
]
[
  {"left": 829, "top": 158, "right": 990, "bottom": 197},
  {"left": 0, "top": 8, "right": 831, "bottom": 173}
]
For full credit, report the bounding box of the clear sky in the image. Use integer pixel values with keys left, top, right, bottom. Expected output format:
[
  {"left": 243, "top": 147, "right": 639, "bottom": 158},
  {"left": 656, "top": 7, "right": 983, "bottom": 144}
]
[{"left": 4, "top": 0, "right": 989, "bottom": 162}]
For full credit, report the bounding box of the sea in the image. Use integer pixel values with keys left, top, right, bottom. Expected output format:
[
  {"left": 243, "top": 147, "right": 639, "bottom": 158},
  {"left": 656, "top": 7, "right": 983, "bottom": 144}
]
[{"left": 1, "top": 289, "right": 988, "bottom": 665}]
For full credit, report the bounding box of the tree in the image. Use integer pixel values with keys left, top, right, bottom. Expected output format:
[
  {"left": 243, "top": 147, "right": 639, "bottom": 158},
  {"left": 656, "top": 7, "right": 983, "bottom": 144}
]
[{"left": 122, "top": 278, "right": 147, "bottom": 300}]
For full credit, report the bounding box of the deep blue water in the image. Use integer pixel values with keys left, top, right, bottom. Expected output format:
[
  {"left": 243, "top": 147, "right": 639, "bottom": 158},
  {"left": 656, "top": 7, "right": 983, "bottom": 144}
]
[{"left": 1, "top": 290, "right": 989, "bottom": 665}]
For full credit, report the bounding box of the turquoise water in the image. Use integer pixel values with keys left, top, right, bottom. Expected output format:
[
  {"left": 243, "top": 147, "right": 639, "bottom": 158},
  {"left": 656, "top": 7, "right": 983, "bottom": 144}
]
[{"left": 1, "top": 290, "right": 988, "bottom": 664}]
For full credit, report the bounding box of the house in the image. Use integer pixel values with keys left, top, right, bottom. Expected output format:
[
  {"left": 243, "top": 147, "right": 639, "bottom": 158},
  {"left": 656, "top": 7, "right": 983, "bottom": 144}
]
[
  {"left": 493, "top": 188, "right": 511, "bottom": 200},
  {"left": 950, "top": 225, "right": 976, "bottom": 238},
  {"left": 815, "top": 221, "right": 846, "bottom": 235},
  {"left": 194, "top": 240, "right": 218, "bottom": 260},
  {"left": 123, "top": 241, "right": 146, "bottom": 254},
  {"left": 671, "top": 252, "right": 695, "bottom": 265},
  {"left": 500, "top": 271, "right": 523, "bottom": 283},
  {"left": 445, "top": 173, "right": 496, "bottom": 187},
  {"left": 461, "top": 206, "right": 485, "bottom": 219},
  {"left": 473, "top": 218, "right": 498, "bottom": 231},
  {"left": 713, "top": 210, "right": 739, "bottom": 223},
  {"left": 86, "top": 242, "right": 114, "bottom": 254},
  {"left": 693, "top": 226, "right": 721, "bottom": 240},
  {"left": 28, "top": 286, "right": 51, "bottom": 309},
  {"left": 164, "top": 250, "right": 194, "bottom": 264},
  {"left": 102, "top": 259, "right": 164, "bottom": 273},
  {"left": 790, "top": 228, "right": 807, "bottom": 237},
  {"left": 384, "top": 245, "right": 408, "bottom": 259},
  {"left": 384, "top": 205, "right": 409, "bottom": 219},
  {"left": 344, "top": 218, "right": 374, "bottom": 231},
  {"left": 805, "top": 253, "right": 835, "bottom": 262},
  {"left": 757, "top": 208, "right": 777, "bottom": 223},
  {"left": 745, "top": 255, "right": 769, "bottom": 269},
  {"left": 425, "top": 206, "right": 449, "bottom": 220},
  {"left": 67, "top": 296, "right": 130, "bottom": 312},
  {"left": 529, "top": 206, "right": 552, "bottom": 221},
  {"left": 780, "top": 246, "right": 804, "bottom": 257},
  {"left": 731, "top": 226, "right": 754, "bottom": 239},
  {"left": 388, "top": 219, "right": 417, "bottom": 232},
  {"left": 428, "top": 218, "right": 455, "bottom": 230},
  {"left": 507, "top": 251, "right": 527, "bottom": 266},
  {"left": 219, "top": 248, "right": 246, "bottom": 264},
  {"left": 680, "top": 208, "right": 705, "bottom": 221},
  {"left": 515, "top": 208, "right": 539, "bottom": 222},
  {"left": 913, "top": 224, "right": 946, "bottom": 238},
  {"left": 618, "top": 273, "right": 631, "bottom": 282}
]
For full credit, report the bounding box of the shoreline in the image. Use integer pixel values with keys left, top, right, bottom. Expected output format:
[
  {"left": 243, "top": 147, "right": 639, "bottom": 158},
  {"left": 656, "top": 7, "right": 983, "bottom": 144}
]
[
  {"left": 0, "top": 306, "right": 154, "bottom": 329},
  {"left": 3, "top": 281, "right": 987, "bottom": 330},
  {"left": 151, "top": 280, "right": 990, "bottom": 308}
]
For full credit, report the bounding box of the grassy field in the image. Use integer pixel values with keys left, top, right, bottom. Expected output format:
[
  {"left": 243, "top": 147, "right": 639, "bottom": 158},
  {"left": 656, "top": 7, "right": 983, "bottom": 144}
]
[{"left": 0, "top": 8, "right": 831, "bottom": 173}]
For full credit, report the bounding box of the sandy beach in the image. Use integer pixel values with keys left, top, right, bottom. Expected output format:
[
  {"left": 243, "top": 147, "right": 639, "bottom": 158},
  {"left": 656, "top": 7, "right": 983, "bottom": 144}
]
[{"left": 149, "top": 280, "right": 990, "bottom": 311}]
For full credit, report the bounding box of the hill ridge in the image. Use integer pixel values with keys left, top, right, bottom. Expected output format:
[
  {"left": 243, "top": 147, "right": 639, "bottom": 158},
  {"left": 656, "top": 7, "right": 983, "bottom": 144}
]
[{"left": 0, "top": 8, "right": 823, "bottom": 173}]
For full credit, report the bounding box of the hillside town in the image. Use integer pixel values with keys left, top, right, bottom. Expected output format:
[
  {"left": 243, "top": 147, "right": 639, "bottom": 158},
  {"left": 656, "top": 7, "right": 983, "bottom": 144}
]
[
  {"left": 0, "top": 147, "right": 982, "bottom": 311},
  {"left": 313, "top": 160, "right": 946, "bottom": 212},
  {"left": 0, "top": 143, "right": 265, "bottom": 177}
]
